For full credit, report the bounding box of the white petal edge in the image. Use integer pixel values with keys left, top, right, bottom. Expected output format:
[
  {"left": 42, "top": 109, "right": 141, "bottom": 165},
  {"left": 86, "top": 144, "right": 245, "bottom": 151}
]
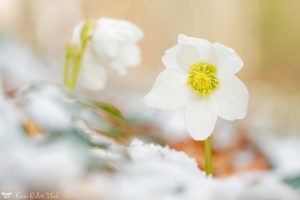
[
  {"left": 96, "top": 17, "right": 143, "bottom": 42},
  {"left": 210, "top": 74, "right": 249, "bottom": 121},
  {"left": 79, "top": 51, "right": 107, "bottom": 91},
  {"left": 162, "top": 44, "right": 200, "bottom": 71},
  {"left": 209, "top": 42, "right": 243, "bottom": 74},
  {"left": 72, "top": 21, "right": 84, "bottom": 44},
  {"left": 178, "top": 34, "right": 211, "bottom": 62},
  {"left": 161, "top": 45, "right": 181, "bottom": 70},
  {"left": 144, "top": 69, "right": 190, "bottom": 110},
  {"left": 185, "top": 99, "right": 217, "bottom": 141},
  {"left": 110, "top": 44, "right": 141, "bottom": 75}
]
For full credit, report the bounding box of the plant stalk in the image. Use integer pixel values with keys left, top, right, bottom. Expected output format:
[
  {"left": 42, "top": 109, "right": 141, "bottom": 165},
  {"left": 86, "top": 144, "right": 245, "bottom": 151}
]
[{"left": 204, "top": 135, "right": 212, "bottom": 176}]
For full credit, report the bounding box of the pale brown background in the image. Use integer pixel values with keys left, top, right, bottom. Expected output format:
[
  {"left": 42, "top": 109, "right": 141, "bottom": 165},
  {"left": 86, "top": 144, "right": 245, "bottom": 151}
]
[{"left": 1, "top": 0, "right": 300, "bottom": 134}]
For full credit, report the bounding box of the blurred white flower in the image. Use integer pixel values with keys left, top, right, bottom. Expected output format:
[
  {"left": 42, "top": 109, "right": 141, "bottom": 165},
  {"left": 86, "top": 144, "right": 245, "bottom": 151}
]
[
  {"left": 144, "top": 34, "right": 249, "bottom": 140},
  {"left": 72, "top": 17, "right": 143, "bottom": 90}
]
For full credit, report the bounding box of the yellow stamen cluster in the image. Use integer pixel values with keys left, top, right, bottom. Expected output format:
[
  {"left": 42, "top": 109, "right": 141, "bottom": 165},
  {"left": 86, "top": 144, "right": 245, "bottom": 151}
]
[{"left": 187, "top": 62, "right": 219, "bottom": 96}]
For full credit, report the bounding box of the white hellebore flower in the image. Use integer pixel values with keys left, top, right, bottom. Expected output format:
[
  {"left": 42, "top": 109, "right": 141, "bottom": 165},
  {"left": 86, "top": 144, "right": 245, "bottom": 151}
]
[
  {"left": 144, "top": 34, "right": 249, "bottom": 140},
  {"left": 72, "top": 17, "right": 143, "bottom": 90}
]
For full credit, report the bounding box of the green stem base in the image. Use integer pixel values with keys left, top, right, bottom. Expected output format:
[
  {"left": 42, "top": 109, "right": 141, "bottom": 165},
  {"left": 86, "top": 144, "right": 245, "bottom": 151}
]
[{"left": 204, "top": 136, "right": 212, "bottom": 176}]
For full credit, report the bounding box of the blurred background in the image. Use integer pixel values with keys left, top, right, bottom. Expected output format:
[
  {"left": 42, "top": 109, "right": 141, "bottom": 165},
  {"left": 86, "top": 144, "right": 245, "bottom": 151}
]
[
  {"left": 1, "top": 0, "right": 300, "bottom": 176},
  {"left": 1, "top": 0, "right": 300, "bottom": 85}
]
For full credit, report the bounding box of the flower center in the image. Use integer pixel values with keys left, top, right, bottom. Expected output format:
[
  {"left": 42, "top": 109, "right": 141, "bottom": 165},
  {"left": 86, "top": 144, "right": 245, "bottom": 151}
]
[{"left": 187, "top": 62, "right": 219, "bottom": 96}]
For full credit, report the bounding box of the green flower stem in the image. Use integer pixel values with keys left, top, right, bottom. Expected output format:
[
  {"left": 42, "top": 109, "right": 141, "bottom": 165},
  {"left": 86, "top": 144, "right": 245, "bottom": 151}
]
[
  {"left": 63, "top": 47, "right": 71, "bottom": 88},
  {"left": 69, "top": 47, "right": 85, "bottom": 90},
  {"left": 204, "top": 136, "right": 212, "bottom": 176},
  {"left": 63, "top": 19, "right": 95, "bottom": 91},
  {"left": 63, "top": 43, "right": 86, "bottom": 91}
]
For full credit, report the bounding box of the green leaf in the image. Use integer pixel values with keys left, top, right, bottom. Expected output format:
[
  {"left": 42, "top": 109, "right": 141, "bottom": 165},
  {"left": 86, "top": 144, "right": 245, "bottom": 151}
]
[{"left": 16, "top": 82, "right": 132, "bottom": 142}]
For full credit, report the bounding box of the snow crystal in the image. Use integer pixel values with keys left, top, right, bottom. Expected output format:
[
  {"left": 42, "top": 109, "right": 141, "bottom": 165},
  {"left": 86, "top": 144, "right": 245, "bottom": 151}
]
[
  {"left": 72, "top": 140, "right": 299, "bottom": 200},
  {"left": 0, "top": 93, "right": 85, "bottom": 192},
  {"left": 104, "top": 139, "right": 210, "bottom": 200},
  {"left": 18, "top": 84, "right": 72, "bottom": 130}
]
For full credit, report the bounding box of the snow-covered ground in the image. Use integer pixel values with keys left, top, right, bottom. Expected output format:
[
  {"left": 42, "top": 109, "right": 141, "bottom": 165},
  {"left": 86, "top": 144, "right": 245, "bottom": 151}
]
[{"left": 0, "top": 39, "right": 299, "bottom": 200}]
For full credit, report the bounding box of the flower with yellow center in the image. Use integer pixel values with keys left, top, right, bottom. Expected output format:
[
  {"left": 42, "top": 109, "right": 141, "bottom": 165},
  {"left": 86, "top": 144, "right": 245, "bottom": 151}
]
[
  {"left": 187, "top": 62, "right": 219, "bottom": 96},
  {"left": 144, "top": 34, "right": 249, "bottom": 140}
]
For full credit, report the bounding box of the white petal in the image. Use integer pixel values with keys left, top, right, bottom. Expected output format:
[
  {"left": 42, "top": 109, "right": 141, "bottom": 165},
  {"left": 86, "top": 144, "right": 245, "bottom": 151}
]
[
  {"left": 79, "top": 51, "right": 107, "bottom": 90},
  {"left": 91, "top": 33, "right": 119, "bottom": 63},
  {"left": 161, "top": 45, "right": 181, "bottom": 70},
  {"left": 110, "top": 44, "right": 141, "bottom": 74},
  {"left": 176, "top": 44, "right": 201, "bottom": 69},
  {"left": 96, "top": 17, "right": 143, "bottom": 42},
  {"left": 185, "top": 100, "right": 217, "bottom": 141},
  {"left": 178, "top": 34, "right": 211, "bottom": 61},
  {"left": 162, "top": 34, "right": 212, "bottom": 71},
  {"left": 91, "top": 18, "right": 143, "bottom": 72},
  {"left": 120, "top": 44, "right": 141, "bottom": 66},
  {"left": 162, "top": 44, "right": 200, "bottom": 71},
  {"left": 210, "top": 74, "right": 249, "bottom": 121},
  {"left": 209, "top": 43, "right": 243, "bottom": 74},
  {"left": 144, "top": 70, "right": 190, "bottom": 110}
]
